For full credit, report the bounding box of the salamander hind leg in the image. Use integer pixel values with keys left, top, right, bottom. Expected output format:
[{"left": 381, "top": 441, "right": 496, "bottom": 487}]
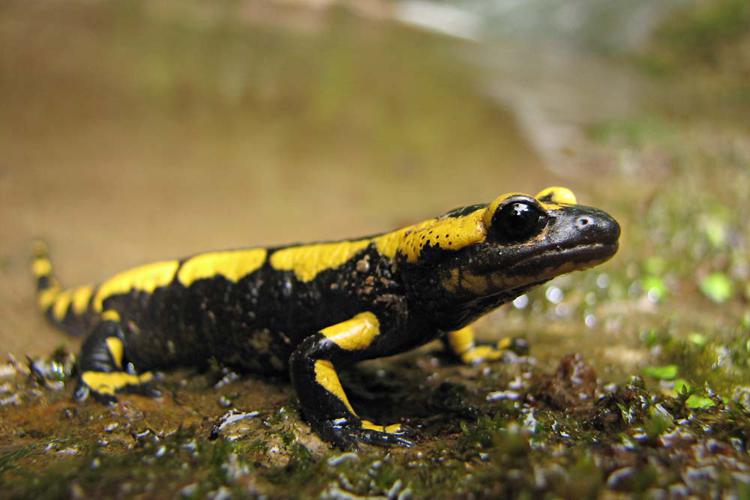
[
  {"left": 74, "top": 311, "right": 159, "bottom": 404},
  {"left": 289, "top": 312, "right": 412, "bottom": 449},
  {"left": 443, "top": 325, "right": 529, "bottom": 365}
]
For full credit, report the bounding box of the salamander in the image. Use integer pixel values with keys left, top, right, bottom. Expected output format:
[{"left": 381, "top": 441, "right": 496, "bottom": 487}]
[{"left": 31, "top": 186, "right": 619, "bottom": 448}]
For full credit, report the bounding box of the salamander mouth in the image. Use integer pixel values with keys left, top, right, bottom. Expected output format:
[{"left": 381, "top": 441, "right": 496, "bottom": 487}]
[
  {"left": 471, "top": 241, "right": 619, "bottom": 291},
  {"left": 508, "top": 241, "right": 619, "bottom": 277},
  {"left": 441, "top": 241, "right": 618, "bottom": 320}
]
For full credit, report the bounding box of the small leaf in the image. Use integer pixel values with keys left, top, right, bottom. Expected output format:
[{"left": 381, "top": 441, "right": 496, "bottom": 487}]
[
  {"left": 643, "top": 364, "right": 679, "bottom": 380},
  {"left": 672, "top": 378, "right": 691, "bottom": 395},
  {"left": 699, "top": 273, "right": 734, "bottom": 303},
  {"left": 688, "top": 332, "right": 707, "bottom": 346},
  {"left": 685, "top": 395, "right": 716, "bottom": 410}
]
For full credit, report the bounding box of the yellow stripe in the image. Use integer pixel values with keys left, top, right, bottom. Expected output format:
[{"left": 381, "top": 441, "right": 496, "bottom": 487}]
[
  {"left": 32, "top": 258, "right": 52, "bottom": 277},
  {"left": 372, "top": 218, "right": 434, "bottom": 259},
  {"left": 38, "top": 286, "right": 60, "bottom": 310},
  {"left": 52, "top": 289, "right": 74, "bottom": 321},
  {"left": 497, "top": 337, "right": 513, "bottom": 350},
  {"left": 101, "top": 310, "right": 121, "bottom": 322},
  {"left": 93, "top": 260, "right": 179, "bottom": 312},
  {"left": 535, "top": 186, "right": 577, "bottom": 207},
  {"left": 177, "top": 249, "right": 267, "bottom": 286},
  {"left": 320, "top": 312, "right": 380, "bottom": 351},
  {"left": 314, "top": 360, "right": 356, "bottom": 415},
  {"left": 361, "top": 420, "right": 402, "bottom": 433},
  {"left": 105, "top": 337, "right": 124, "bottom": 369},
  {"left": 446, "top": 326, "right": 475, "bottom": 356},
  {"left": 81, "top": 370, "right": 153, "bottom": 396},
  {"left": 270, "top": 240, "right": 370, "bottom": 282},
  {"left": 375, "top": 209, "right": 487, "bottom": 263},
  {"left": 71, "top": 285, "right": 93, "bottom": 315}
]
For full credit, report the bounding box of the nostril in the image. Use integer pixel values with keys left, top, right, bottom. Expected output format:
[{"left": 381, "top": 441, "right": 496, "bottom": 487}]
[{"left": 577, "top": 216, "right": 592, "bottom": 228}]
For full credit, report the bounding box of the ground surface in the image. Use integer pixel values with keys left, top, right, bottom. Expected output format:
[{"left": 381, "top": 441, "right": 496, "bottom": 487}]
[{"left": 1, "top": 1, "right": 749, "bottom": 498}]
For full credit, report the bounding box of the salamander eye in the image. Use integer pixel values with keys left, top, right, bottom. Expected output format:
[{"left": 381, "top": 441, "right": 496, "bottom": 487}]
[{"left": 490, "top": 200, "right": 546, "bottom": 243}]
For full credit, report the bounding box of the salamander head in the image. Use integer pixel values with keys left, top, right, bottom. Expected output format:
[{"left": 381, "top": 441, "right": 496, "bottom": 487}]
[{"left": 398, "top": 186, "right": 620, "bottom": 330}]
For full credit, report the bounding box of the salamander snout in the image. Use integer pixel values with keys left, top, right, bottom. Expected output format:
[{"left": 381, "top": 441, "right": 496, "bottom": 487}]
[{"left": 572, "top": 208, "right": 620, "bottom": 246}]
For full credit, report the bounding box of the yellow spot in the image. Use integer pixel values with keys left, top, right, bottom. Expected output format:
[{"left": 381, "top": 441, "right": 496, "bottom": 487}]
[
  {"left": 93, "top": 260, "right": 179, "bottom": 311},
  {"left": 270, "top": 240, "right": 370, "bottom": 282},
  {"left": 52, "top": 289, "right": 74, "bottom": 321},
  {"left": 32, "top": 258, "right": 52, "bottom": 277},
  {"left": 461, "top": 345, "right": 503, "bottom": 364},
  {"left": 320, "top": 312, "right": 380, "bottom": 351},
  {"left": 536, "top": 186, "right": 577, "bottom": 207},
  {"left": 314, "top": 360, "right": 356, "bottom": 415},
  {"left": 361, "top": 420, "right": 402, "bottom": 434},
  {"left": 81, "top": 370, "right": 153, "bottom": 396},
  {"left": 446, "top": 326, "right": 475, "bottom": 356},
  {"left": 373, "top": 218, "right": 434, "bottom": 259},
  {"left": 106, "top": 337, "right": 124, "bottom": 369},
  {"left": 375, "top": 208, "right": 487, "bottom": 263},
  {"left": 101, "top": 310, "right": 121, "bottom": 322},
  {"left": 177, "top": 249, "right": 267, "bottom": 286},
  {"left": 71, "top": 285, "right": 93, "bottom": 315},
  {"left": 497, "top": 337, "right": 513, "bottom": 350},
  {"left": 38, "top": 286, "right": 61, "bottom": 310}
]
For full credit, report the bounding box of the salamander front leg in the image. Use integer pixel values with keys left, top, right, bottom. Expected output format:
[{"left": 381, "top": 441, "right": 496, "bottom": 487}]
[
  {"left": 443, "top": 325, "right": 528, "bottom": 365},
  {"left": 289, "top": 312, "right": 412, "bottom": 449},
  {"left": 74, "top": 311, "right": 159, "bottom": 404}
]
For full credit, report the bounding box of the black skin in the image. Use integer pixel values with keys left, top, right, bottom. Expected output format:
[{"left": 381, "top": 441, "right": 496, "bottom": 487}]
[{"left": 43, "top": 195, "right": 620, "bottom": 449}]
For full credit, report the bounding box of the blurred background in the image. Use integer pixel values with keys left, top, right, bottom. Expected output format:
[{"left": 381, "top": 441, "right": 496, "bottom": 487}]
[{"left": 1, "top": 0, "right": 748, "bottom": 366}]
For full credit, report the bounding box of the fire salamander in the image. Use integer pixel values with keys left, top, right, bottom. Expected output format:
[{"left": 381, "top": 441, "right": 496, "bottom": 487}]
[{"left": 32, "top": 186, "right": 619, "bottom": 448}]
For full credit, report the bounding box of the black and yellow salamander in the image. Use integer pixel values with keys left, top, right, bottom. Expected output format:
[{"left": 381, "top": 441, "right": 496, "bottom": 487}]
[{"left": 31, "top": 186, "right": 619, "bottom": 448}]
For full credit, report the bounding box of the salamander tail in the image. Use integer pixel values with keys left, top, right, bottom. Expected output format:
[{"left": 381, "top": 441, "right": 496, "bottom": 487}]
[
  {"left": 32, "top": 239, "right": 59, "bottom": 301},
  {"left": 31, "top": 240, "right": 93, "bottom": 335}
]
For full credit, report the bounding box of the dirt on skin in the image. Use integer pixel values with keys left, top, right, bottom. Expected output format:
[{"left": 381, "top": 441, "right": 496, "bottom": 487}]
[{"left": 2, "top": 0, "right": 750, "bottom": 498}]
